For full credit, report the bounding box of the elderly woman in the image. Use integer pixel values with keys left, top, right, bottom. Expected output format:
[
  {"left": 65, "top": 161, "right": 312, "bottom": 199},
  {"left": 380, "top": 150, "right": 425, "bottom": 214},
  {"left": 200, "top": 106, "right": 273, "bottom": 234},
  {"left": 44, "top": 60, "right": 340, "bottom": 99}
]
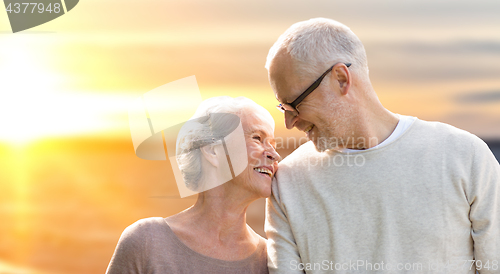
[{"left": 106, "top": 96, "right": 280, "bottom": 274}]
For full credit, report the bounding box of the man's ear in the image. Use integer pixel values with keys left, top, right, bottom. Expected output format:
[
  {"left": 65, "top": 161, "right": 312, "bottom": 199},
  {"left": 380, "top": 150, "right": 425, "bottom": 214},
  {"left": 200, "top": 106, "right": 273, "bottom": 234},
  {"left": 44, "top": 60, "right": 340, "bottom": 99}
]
[
  {"left": 200, "top": 144, "right": 219, "bottom": 167},
  {"left": 334, "top": 65, "right": 351, "bottom": 95}
]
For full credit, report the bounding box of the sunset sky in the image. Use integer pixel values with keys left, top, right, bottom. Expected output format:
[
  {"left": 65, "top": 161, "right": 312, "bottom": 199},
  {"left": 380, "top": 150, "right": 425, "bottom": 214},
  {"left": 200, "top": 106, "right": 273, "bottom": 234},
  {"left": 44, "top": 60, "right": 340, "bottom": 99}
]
[
  {"left": 0, "top": 0, "right": 499, "bottom": 273},
  {"left": 1, "top": 0, "right": 499, "bottom": 143}
]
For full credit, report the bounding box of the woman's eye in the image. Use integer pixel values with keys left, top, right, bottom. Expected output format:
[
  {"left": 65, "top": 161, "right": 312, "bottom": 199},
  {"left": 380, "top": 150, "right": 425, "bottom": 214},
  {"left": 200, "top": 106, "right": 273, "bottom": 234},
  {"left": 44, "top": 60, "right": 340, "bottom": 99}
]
[{"left": 252, "top": 135, "right": 261, "bottom": 141}]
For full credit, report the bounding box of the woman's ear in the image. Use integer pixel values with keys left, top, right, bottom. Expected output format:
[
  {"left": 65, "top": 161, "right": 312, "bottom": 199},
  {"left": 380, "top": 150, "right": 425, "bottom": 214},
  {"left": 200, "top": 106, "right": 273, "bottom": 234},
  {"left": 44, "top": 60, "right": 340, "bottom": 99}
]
[{"left": 200, "top": 144, "right": 219, "bottom": 167}]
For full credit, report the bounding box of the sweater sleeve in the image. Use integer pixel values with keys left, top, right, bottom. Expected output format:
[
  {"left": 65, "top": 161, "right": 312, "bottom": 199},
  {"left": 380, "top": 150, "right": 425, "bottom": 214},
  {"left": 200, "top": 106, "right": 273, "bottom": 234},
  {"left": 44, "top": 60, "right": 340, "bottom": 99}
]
[
  {"left": 106, "top": 221, "right": 148, "bottom": 274},
  {"left": 469, "top": 138, "right": 500, "bottom": 274},
  {"left": 265, "top": 177, "right": 305, "bottom": 274}
]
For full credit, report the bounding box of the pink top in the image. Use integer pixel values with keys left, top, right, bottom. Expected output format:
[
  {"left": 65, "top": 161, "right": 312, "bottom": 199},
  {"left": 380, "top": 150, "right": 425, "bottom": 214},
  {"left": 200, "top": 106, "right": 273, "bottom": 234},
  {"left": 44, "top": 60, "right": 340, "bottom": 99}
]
[{"left": 106, "top": 217, "right": 268, "bottom": 274}]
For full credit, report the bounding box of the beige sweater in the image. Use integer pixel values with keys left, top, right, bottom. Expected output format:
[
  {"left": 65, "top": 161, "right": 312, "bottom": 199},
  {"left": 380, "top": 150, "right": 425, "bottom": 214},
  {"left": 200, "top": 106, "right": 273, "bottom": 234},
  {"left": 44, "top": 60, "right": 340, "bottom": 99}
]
[
  {"left": 266, "top": 119, "right": 500, "bottom": 274},
  {"left": 106, "top": 217, "right": 268, "bottom": 274}
]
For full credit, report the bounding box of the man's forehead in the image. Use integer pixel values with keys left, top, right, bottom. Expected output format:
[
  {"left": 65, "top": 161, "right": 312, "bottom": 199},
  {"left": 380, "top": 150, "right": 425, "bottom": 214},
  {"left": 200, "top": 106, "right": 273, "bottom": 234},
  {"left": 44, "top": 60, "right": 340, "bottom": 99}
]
[
  {"left": 269, "top": 52, "right": 301, "bottom": 103},
  {"left": 272, "top": 81, "right": 303, "bottom": 105}
]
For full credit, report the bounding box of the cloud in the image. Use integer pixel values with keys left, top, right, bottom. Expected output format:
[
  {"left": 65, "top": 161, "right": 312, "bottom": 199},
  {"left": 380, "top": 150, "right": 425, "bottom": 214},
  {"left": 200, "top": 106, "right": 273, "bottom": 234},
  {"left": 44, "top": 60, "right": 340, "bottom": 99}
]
[
  {"left": 441, "top": 111, "right": 500, "bottom": 139},
  {"left": 366, "top": 40, "right": 500, "bottom": 83},
  {"left": 386, "top": 40, "right": 500, "bottom": 55},
  {"left": 455, "top": 90, "right": 500, "bottom": 104}
]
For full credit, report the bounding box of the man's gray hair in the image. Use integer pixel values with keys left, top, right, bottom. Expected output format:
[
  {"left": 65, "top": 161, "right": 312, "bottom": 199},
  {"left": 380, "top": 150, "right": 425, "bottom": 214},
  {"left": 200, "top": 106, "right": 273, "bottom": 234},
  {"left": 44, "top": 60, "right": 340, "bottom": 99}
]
[
  {"left": 175, "top": 96, "right": 274, "bottom": 191},
  {"left": 265, "top": 18, "right": 369, "bottom": 80}
]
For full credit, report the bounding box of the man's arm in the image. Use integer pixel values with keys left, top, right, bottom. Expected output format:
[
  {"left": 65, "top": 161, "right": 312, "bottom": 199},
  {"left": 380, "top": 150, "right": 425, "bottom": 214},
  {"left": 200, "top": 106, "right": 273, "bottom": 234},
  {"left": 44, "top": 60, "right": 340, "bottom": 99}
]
[
  {"left": 469, "top": 139, "right": 500, "bottom": 274},
  {"left": 265, "top": 178, "right": 305, "bottom": 274}
]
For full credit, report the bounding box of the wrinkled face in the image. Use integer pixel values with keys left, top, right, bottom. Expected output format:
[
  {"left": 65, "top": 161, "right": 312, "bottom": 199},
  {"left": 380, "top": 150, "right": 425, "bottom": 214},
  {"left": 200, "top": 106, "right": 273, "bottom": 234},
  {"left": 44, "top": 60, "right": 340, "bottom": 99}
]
[
  {"left": 269, "top": 51, "right": 353, "bottom": 152},
  {"left": 236, "top": 110, "right": 280, "bottom": 198}
]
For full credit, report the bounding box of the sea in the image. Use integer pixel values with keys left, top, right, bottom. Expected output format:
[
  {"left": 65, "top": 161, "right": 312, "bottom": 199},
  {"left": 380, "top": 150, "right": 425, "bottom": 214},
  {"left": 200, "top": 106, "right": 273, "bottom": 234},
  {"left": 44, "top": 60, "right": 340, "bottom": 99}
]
[{"left": 485, "top": 140, "right": 500, "bottom": 164}]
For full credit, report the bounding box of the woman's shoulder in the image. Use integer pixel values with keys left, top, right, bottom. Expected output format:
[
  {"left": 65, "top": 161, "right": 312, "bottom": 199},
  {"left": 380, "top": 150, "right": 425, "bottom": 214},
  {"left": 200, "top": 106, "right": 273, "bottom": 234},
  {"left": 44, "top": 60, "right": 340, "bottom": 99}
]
[
  {"left": 113, "top": 217, "right": 174, "bottom": 258},
  {"left": 117, "top": 217, "right": 171, "bottom": 247},
  {"left": 106, "top": 218, "right": 176, "bottom": 273},
  {"left": 124, "top": 217, "right": 167, "bottom": 233}
]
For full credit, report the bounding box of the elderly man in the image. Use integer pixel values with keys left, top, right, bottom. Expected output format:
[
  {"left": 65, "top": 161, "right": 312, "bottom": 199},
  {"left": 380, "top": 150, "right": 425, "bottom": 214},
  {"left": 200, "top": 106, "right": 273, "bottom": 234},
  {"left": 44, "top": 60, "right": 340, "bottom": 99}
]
[{"left": 265, "top": 18, "right": 500, "bottom": 273}]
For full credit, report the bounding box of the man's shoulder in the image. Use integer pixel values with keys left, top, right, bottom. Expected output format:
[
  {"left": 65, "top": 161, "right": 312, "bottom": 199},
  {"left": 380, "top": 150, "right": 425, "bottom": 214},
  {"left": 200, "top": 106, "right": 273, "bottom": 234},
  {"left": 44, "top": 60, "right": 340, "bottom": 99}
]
[
  {"left": 404, "top": 119, "right": 495, "bottom": 164},
  {"left": 279, "top": 141, "right": 320, "bottom": 166},
  {"left": 413, "top": 118, "right": 467, "bottom": 134},
  {"left": 412, "top": 119, "right": 483, "bottom": 145}
]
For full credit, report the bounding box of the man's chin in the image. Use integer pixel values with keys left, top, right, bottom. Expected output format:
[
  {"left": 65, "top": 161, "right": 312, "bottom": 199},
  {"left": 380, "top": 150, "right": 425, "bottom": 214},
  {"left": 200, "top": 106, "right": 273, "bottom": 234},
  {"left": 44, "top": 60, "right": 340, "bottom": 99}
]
[
  {"left": 310, "top": 133, "right": 343, "bottom": 152},
  {"left": 311, "top": 137, "right": 330, "bottom": 152}
]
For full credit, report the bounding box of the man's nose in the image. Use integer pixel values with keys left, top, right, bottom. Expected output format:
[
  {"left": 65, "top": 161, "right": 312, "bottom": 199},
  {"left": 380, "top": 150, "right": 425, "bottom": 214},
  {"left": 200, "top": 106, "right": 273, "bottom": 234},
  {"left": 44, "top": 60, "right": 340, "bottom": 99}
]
[{"left": 284, "top": 111, "right": 298, "bottom": 129}]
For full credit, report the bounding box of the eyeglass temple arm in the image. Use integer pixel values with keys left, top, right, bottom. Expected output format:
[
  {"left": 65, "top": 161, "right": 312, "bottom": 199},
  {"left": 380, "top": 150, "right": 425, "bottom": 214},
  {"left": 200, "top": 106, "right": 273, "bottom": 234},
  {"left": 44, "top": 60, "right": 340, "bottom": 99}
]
[
  {"left": 290, "top": 63, "right": 351, "bottom": 108},
  {"left": 289, "top": 67, "right": 332, "bottom": 108}
]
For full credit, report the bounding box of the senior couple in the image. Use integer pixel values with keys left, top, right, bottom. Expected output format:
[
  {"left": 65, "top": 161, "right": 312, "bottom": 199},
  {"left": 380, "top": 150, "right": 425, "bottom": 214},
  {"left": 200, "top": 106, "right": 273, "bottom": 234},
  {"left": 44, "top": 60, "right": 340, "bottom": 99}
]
[{"left": 107, "top": 18, "right": 500, "bottom": 274}]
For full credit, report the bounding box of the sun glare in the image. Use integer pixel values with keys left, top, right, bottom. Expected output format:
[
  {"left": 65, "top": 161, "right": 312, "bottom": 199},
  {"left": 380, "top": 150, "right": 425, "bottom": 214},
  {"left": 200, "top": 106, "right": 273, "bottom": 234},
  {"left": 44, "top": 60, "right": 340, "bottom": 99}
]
[
  {"left": 0, "top": 35, "right": 133, "bottom": 145},
  {"left": 0, "top": 35, "right": 67, "bottom": 145}
]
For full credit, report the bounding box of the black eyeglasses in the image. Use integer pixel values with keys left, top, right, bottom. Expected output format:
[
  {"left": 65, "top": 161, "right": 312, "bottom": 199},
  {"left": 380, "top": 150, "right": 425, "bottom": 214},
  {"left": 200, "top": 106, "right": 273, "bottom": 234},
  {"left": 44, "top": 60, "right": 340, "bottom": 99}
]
[{"left": 276, "top": 62, "right": 351, "bottom": 116}]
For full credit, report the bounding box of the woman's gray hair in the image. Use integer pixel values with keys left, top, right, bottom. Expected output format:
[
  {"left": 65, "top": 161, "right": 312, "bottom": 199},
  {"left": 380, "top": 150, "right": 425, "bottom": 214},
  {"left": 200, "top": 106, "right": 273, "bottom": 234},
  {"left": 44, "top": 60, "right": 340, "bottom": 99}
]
[
  {"left": 265, "top": 18, "right": 369, "bottom": 81},
  {"left": 175, "top": 96, "right": 273, "bottom": 191}
]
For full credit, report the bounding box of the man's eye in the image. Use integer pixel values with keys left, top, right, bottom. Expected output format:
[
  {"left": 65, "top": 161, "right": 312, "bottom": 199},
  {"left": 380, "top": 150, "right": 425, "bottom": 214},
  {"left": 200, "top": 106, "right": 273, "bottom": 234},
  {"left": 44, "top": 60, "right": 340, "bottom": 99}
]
[{"left": 252, "top": 135, "right": 262, "bottom": 141}]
